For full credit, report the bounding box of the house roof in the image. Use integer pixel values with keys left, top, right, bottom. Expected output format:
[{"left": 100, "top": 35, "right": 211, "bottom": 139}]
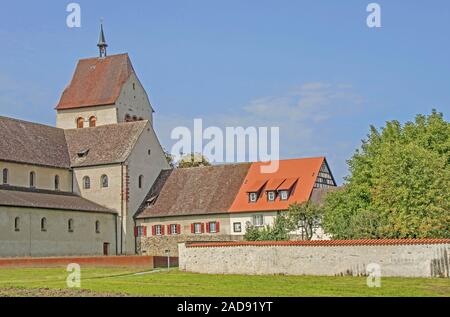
[
  {"left": 0, "top": 116, "right": 71, "bottom": 168},
  {"left": 0, "top": 186, "right": 116, "bottom": 214},
  {"left": 228, "top": 157, "right": 326, "bottom": 213},
  {"left": 64, "top": 121, "right": 147, "bottom": 167},
  {"left": 136, "top": 163, "right": 252, "bottom": 219},
  {"left": 56, "top": 54, "right": 134, "bottom": 110}
]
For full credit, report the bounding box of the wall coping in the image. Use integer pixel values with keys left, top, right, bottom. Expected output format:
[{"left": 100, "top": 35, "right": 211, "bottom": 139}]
[{"left": 186, "top": 239, "right": 450, "bottom": 248}]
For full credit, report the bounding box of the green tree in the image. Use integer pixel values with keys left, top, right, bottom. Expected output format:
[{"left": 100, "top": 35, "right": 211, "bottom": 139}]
[
  {"left": 177, "top": 153, "right": 211, "bottom": 169},
  {"left": 287, "top": 202, "right": 324, "bottom": 241},
  {"left": 164, "top": 149, "right": 175, "bottom": 168},
  {"left": 244, "top": 214, "right": 291, "bottom": 241},
  {"left": 323, "top": 110, "right": 450, "bottom": 239}
]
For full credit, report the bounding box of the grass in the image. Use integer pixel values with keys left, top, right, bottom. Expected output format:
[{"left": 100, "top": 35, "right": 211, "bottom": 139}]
[{"left": 0, "top": 267, "right": 449, "bottom": 297}]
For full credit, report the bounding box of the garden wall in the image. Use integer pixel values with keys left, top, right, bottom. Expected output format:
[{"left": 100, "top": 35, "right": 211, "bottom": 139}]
[{"left": 179, "top": 239, "right": 450, "bottom": 278}]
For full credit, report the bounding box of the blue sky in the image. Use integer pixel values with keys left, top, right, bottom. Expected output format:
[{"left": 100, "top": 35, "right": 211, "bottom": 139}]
[{"left": 0, "top": 0, "right": 449, "bottom": 182}]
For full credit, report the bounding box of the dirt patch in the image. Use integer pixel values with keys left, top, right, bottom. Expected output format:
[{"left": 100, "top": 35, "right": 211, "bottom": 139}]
[{"left": 0, "top": 287, "right": 130, "bottom": 297}]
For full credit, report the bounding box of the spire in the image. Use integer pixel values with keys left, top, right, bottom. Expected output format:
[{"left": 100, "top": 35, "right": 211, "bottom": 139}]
[{"left": 97, "top": 20, "right": 108, "bottom": 58}]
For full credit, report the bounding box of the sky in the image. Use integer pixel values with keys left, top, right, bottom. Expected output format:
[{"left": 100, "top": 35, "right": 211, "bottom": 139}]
[{"left": 0, "top": 0, "right": 449, "bottom": 183}]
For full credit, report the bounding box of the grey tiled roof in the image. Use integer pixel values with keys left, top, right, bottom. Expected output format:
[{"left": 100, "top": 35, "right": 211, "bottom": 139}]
[{"left": 0, "top": 185, "right": 116, "bottom": 214}]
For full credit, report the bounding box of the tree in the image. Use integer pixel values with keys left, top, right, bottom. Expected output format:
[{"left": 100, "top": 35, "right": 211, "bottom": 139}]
[
  {"left": 323, "top": 110, "right": 450, "bottom": 239},
  {"left": 244, "top": 214, "right": 291, "bottom": 241},
  {"left": 287, "top": 202, "right": 324, "bottom": 241},
  {"left": 164, "top": 149, "right": 175, "bottom": 168},
  {"left": 177, "top": 153, "right": 211, "bottom": 168}
]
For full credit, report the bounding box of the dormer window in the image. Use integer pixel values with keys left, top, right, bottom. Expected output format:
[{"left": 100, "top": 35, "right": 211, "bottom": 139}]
[
  {"left": 267, "top": 191, "right": 276, "bottom": 202},
  {"left": 77, "top": 149, "right": 90, "bottom": 158},
  {"left": 249, "top": 192, "right": 258, "bottom": 203},
  {"left": 279, "top": 190, "right": 289, "bottom": 201}
]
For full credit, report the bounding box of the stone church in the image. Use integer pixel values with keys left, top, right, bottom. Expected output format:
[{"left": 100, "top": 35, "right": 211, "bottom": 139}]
[
  {"left": 0, "top": 26, "right": 337, "bottom": 258},
  {"left": 0, "top": 27, "right": 169, "bottom": 257}
]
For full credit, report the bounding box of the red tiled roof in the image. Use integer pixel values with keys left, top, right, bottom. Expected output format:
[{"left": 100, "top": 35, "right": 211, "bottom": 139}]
[
  {"left": 187, "top": 239, "right": 450, "bottom": 248},
  {"left": 278, "top": 178, "right": 298, "bottom": 191},
  {"left": 265, "top": 178, "right": 286, "bottom": 191},
  {"left": 229, "top": 157, "right": 326, "bottom": 213},
  {"left": 56, "top": 54, "right": 134, "bottom": 110},
  {"left": 246, "top": 179, "right": 268, "bottom": 193}
]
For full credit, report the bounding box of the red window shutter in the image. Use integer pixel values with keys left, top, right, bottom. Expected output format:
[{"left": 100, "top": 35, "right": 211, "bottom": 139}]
[
  {"left": 143, "top": 226, "right": 147, "bottom": 237},
  {"left": 191, "top": 224, "right": 195, "bottom": 234},
  {"left": 167, "top": 225, "right": 171, "bottom": 235},
  {"left": 206, "top": 223, "right": 210, "bottom": 233},
  {"left": 216, "top": 222, "right": 220, "bottom": 233},
  {"left": 201, "top": 223, "right": 205, "bottom": 233},
  {"left": 134, "top": 227, "right": 139, "bottom": 237},
  {"left": 152, "top": 225, "right": 156, "bottom": 236},
  {"left": 161, "top": 225, "right": 165, "bottom": 236},
  {"left": 177, "top": 224, "right": 181, "bottom": 235}
]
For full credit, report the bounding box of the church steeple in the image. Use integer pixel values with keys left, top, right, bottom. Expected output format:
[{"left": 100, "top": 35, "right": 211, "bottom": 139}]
[{"left": 97, "top": 21, "right": 108, "bottom": 58}]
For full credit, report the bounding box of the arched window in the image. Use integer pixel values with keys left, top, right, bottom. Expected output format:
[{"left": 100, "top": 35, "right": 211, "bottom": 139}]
[
  {"left": 89, "top": 116, "right": 97, "bottom": 128},
  {"left": 68, "top": 219, "right": 74, "bottom": 233},
  {"left": 125, "top": 114, "right": 131, "bottom": 122},
  {"left": 95, "top": 221, "right": 101, "bottom": 234},
  {"left": 29, "top": 171, "right": 35, "bottom": 188},
  {"left": 2, "top": 168, "right": 8, "bottom": 184},
  {"left": 138, "top": 175, "right": 144, "bottom": 189},
  {"left": 77, "top": 117, "right": 84, "bottom": 129},
  {"left": 54, "top": 175, "right": 60, "bottom": 191},
  {"left": 101, "top": 175, "right": 109, "bottom": 188},
  {"left": 14, "top": 217, "right": 20, "bottom": 232},
  {"left": 83, "top": 176, "right": 91, "bottom": 190},
  {"left": 132, "top": 115, "right": 138, "bottom": 121},
  {"left": 41, "top": 218, "right": 47, "bottom": 232}
]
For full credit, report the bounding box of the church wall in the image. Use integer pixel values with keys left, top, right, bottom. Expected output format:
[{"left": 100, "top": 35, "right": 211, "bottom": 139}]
[
  {"left": 0, "top": 161, "right": 72, "bottom": 192},
  {"left": 116, "top": 73, "right": 153, "bottom": 125},
  {"left": 0, "top": 206, "right": 117, "bottom": 258},
  {"left": 122, "top": 122, "right": 170, "bottom": 254},
  {"left": 56, "top": 105, "right": 118, "bottom": 129}
]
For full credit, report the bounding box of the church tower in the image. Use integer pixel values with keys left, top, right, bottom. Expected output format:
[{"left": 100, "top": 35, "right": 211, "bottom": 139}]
[{"left": 55, "top": 24, "right": 154, "bottom": 129}]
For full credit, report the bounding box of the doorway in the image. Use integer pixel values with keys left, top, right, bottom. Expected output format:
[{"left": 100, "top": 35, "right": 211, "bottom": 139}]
[{"left": 103, "top": 243, "right": 110, "bottom": 256}]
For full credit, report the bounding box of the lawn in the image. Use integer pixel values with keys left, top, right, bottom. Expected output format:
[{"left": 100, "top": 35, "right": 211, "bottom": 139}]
[{"left": 0, "top": 267, "right": 448, "bottom": 297}]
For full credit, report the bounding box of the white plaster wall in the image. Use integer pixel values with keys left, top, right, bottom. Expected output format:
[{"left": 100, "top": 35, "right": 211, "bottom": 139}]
[
  {"left": 0, "top": 161, "right": 72, "bottom": 192},
  {"left": 179, "top": 243, "right": 450, "bottom": 278},
  {"left": 0, "top": 206, "right": 116, "bottom": 258},
  {"left": 116, "top": 73, "right": 153, "bottom": 125},
  {"left": 56, "top": 105, "right": 118, "bottom": 129}
]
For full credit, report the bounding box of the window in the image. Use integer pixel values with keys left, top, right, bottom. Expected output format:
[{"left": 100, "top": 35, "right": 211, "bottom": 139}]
[
  {"left": 279, "top": 190, "right": 289, "bottom": 201},
  {"left": 233, "top": 222, "right": 242, "bottom": 233},
  {"left": 89, "top": 116, "right": 97, "bottom": 128},
  {"left": 249, "top": 192, "right": 258, "bottom": 203},
  {"left": 83, "top": 176, "right": 91, "bottom": 189},
  {"left": 41, "top": 218, "right": 47, "bottom": 232},
  {"left": 267, "top": 191, "right": 276, "bottom": 202},
  {"left": 155, "top": 225, "right": 162, "bottom": 236},
  {"left": 208, "top": 222, "right": 218, "bottom": 233},
  {"left": 170, "top": 224, "right": 179, "bottom": 235},
  {"left": 193, "top": 223, "right": 202, "bottom": 234},
  {"left": 101, "top": 175, "right": 109, "bottom": 188},
  {"left": 95, "top": 221, "right": 101, "bottom": 234},
  {"left": 253, "top": 215, "right": 264, "bottom": 227},
  {"left": 2, "top": 168, "right": 8, "bottom": 184},
  {"left": 14, "top": 217, "right": 20, "bottom": 232},
  {"left": 68, "top": 219, "right": 74, "bottom": 233},
  {"left": 138, "top": 175, "right": 144, "bottom": 189},
  {"left": 132, "top": 115, "right": 138, "bottom": 122},
  {"left": 147, "top": 149, "right": 151, "bottom": 156},
  {"left": 132, "top": 83, "right": 136, "bottom": 90},
  {"left": 125, "top": 114, "right": 132, "bottom": 122},
  {"left": 77, "top": 117, "right": 84, "bottom": 129},
  {"left": 29, "top": 172, "right": 36, "bottom": 188},
  {"left": 54, "top": 175, "right": 60, "bottom": 191}
]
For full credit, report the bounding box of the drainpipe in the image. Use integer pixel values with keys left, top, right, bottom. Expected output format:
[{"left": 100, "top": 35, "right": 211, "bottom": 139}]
[
  {"left": 120, "top": 163, "right": 124, "bottom": 255},
  {"left": 114, "top": 214, "right": 118, "bottom": 256}
]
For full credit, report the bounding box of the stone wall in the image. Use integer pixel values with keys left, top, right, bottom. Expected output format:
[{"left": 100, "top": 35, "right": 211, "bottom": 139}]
[
  {"left": 179, "top": 240, "right": 450, "bottom": 278},
  {"left": 139, "top": 235, "right": 243, "bottom": 257}
]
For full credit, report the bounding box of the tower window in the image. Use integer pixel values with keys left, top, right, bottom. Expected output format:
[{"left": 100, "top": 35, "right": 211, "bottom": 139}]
[
  {"left": 132, "top": 115, "right": 138, "bottom": 121},
  {"left": 77, "top": 117, "right": 84, "bottom": 129},
  {"left": 89, "top": 116, "right": 97, "bottom": 128},
  {"left": 83, "top": 176, "right": 91, "bottom": 189},
  {"left": 138, "top": 175, "right": 144, "bottom": 189},
  {"left": 2, "top": 168, "right": 8, "bottom": 185},
  {"left": 132, "top": 83, "right": 136, "bottom": 90},
  {"left": 29, "top": 172, "right": 36, "bottom": 188},
  {"left": 125, "top": 114, "right": 131, "bottom": 122},
  {"left": 95, "top": 221, "right": 101, "bottom": 234},
  {"left": 101, "top": 175, "right": 109, "bottom": 188}
]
